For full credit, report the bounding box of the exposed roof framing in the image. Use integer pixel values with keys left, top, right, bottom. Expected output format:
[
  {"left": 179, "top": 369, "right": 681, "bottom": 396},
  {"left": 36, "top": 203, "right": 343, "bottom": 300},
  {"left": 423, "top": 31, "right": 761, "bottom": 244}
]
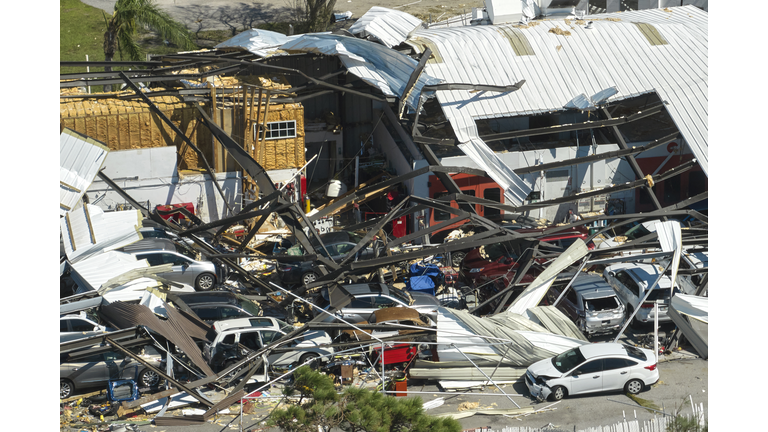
[
  {"left": 118, "top": 72, "right": 233, "bottom": 216},
  {"left": 412, "top": 102, "right": 666, "bottom": 146},
  {"left": 512, "top": 132, "right": 680, "bottom": 175},
  {"left": 59, "top": 64, "right": 244, "bottom": 89},
  {"left": 514, "top": 159, "right": 697, "bottom": 212}
]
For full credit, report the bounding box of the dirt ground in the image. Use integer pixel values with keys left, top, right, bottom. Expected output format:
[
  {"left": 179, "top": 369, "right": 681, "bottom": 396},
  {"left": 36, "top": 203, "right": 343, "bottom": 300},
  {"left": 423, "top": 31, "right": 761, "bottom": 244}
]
[{"left": 81, "top": 0, "right": 485, "bottom": 34}]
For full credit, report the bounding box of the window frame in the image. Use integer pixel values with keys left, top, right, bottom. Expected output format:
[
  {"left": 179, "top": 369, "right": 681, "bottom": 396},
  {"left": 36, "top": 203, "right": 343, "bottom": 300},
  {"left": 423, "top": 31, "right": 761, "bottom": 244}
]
[{"left": 260, "top": 120, "right": 297, "bottom": 140}]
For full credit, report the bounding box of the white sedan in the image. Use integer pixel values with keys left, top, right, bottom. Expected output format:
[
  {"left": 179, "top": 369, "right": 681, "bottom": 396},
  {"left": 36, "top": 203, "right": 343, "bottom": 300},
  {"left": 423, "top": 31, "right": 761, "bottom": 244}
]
[{"left": 525, "top": 343, "right": 659, "bottom": 401}]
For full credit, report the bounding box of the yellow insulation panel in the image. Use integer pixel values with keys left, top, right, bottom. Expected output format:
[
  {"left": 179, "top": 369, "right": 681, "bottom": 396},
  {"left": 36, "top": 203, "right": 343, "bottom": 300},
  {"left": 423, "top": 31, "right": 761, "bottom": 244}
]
[{"left": 61, "top": 96, "right": 304, "bottom": 172}]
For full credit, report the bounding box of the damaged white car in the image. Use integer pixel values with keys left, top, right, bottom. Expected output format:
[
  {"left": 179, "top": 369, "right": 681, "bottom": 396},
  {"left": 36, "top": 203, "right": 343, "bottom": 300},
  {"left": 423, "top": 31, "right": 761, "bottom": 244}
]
[{"left": 524, "top": 343, "right": 658, "bottom": 401}]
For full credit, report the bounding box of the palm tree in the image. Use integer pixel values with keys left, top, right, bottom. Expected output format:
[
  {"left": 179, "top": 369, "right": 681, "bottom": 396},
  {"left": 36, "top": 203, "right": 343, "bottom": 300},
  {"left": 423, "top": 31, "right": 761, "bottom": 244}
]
[{"left": 102, "top": 0, "right": 196, "bottom": 91}]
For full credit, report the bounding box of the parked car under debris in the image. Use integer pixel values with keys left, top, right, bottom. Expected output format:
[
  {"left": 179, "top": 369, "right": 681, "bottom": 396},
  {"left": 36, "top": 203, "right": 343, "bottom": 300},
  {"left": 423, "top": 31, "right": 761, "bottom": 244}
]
[
  {"left": 602, "top": 262, "right": 680, "bottom": 327},
  {"left": 60, "top": 345, "right": 165, "bottom": 399},
  {"left": 312, "top": 283, "right": 440, "bottom": 326},
  {"left": 202, "top": 317, "right": 334, "bottom": 371},
  {"left": 133, "top": 250, "right": 224, "bottom": 291},
  {"left": 460, "top": 227, "right": 594, "bottom": 289},
  {"left": 544, "top": 273, "right": 625, "bottom": 338}
]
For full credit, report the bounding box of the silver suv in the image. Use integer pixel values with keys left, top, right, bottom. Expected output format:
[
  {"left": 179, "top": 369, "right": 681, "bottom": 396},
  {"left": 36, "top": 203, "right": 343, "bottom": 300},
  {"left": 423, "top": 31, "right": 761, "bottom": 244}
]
[
  {"left": 603, "top": 263, "right": 680, "bottom": 327},
  {"left": 545, "top": 274, "right": 625, "bottom": 337}
]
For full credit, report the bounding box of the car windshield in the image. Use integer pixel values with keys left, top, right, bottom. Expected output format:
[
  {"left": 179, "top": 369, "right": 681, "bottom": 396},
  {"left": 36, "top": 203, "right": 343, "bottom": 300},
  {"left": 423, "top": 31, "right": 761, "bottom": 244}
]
[
  {"left": 236, "top": 296, "right": 262, "bottom": 317},
  {"left": 388, "top": 287, "right": 413, "bottom": 305},
  {"left": 585, "top": 296, "right": 621, "bottom": 312},
  {"left": 274, "top": 319, "right": 293, "bottom": 333},
  {"left": 624, "top": 223, "right": 652, "bottom": 240},
  {"left": 482, "top": 242, "right": 521, "bottom": 262},
  {"left": 646, "top": 287, "right": 679, "bottom": 301},
  {"left": 624, "top": 345, "right": 648, "bottom": 361},
  {"left": 551, "top": 347, "right": 586, "bottom": 373}
]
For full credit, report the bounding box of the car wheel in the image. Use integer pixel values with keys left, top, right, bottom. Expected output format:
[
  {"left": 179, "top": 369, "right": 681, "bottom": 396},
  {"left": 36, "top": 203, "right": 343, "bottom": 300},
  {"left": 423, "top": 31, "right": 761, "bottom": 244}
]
[
  {"left": 301, "top": 272, "right": 318, "bottom": 286},
  {"left": 299, "top": 352, "right": 320, "bottom": 368},
  {"left": 625, "top": 379, "right": 644, "bottom": 395},
  {"left": 451, "top": 251, "right": 467, "bottom": 267},
  {"left": 548, "top": 385, "right": 567, "bottom": 401},
  {"left": 195, "top": 273, "right": 216, "bottom": 291},
  {"left": 138, "top": 368, "right": 161, "bottom": 388},
  {"left": 60, "top": 379, "right": 74, "bottom": 400},
  {"left": 627, "top": 306, "right": 639, "bottom": 329}
]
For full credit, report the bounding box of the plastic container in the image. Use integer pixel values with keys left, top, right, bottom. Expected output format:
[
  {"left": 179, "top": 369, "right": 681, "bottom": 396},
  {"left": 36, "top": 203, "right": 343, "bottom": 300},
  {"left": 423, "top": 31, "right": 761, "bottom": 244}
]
[{"left": 325, "top": 180, "right": 347, "bottom": 197}]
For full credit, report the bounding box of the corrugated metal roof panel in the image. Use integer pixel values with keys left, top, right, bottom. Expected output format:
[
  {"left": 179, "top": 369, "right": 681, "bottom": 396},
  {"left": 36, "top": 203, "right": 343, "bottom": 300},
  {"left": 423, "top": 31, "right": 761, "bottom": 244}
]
[
  {"left": 61, "top": 205, "right": 143, "bottom": 263},
  {"left": 69, "top": 250, "right": 149, "bottom": 291},
  {"left": 348, "top": 7, "right": 423, "bottom": 48},
  {"left": 60, "top": 129, "right": 109, "bottom": 215},
  {"left": 411, "top": 5, "right": 708, "bottom": 175}
]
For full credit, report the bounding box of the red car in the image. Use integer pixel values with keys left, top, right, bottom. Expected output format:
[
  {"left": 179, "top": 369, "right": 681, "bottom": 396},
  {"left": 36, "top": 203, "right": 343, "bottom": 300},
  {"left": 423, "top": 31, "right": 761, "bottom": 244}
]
[{"left": 459, "top": 227, "right": 594, "bottom": 290}]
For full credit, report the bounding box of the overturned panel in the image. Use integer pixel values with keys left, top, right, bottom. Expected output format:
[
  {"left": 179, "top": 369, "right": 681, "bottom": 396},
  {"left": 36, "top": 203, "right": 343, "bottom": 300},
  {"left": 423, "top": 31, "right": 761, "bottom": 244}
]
[
  {"left": 668, "top": 294, "right": 707, "bottom": 359},
  {"left": 60, "top": 128, "right": 109, "bottom": 215},
  {"left": 349, "top": 7, "right": 423, "bottom": 48},
  {"left": 61, "top": 204, "right": 143, "bottom": 263},
  {"left": 100, "top": 301, "right": 215, "bottom": 377}
]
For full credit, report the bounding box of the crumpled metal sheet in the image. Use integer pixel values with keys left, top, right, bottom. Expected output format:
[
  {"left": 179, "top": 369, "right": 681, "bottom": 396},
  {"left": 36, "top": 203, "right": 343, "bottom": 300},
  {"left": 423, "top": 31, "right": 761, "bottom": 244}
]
[
  {"left": 508, "top": 239, "right": 589, "bottom": 317},
  {"left": 61, "top": 204, "right": 143, "bottom": 263},
  {"left": 457, "top": 138, "right": 532, "bottom": 206},
  {"left": 526, "top": 306, "right": 589, "bottom": 342},
  {"left": 214, "top": 29, "right": 290, "bottom": 57},
  {"left": 279, "top": 33, "right": 442, "bottom": 112},
  {"left": 437, "top": 308, "right": 586, "bottom": 366},
  {"left": 60, "top": 128, "right": 109, "bottom": 216},
  {"left": 100, "top": 302, "right": 215, "bottom": 377},
  {"left": 348, "top": 6, "right": 423, "bottom": 48}
]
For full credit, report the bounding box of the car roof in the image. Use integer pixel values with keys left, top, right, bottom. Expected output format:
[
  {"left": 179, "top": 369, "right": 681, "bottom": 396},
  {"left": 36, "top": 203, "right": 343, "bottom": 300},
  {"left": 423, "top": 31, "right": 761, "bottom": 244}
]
[
  {"left": 578, "top": 343, "right": 628, "bottom": 359},
  {"left": 605, "top": 263, "right": 672, "bottom": 289},
  {"left": 570, "top": 274, "right": 618, "bottom": 298},
  {"left": 175, "top": 292, "right": 238, "bottom": 304},
  {"left": 340, "top": 283, "right": 390, "bottom": 297},
  {"left": 213, "top": 317, "right": 279, "bottom": 333}
]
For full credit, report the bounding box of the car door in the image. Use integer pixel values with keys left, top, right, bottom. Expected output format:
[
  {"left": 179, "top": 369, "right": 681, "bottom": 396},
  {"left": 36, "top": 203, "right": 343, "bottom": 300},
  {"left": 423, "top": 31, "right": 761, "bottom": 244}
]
[
  {"left": 159, "top": 253, "right": 197, "bottom": 286},
  {"left": 263, "top": 330, "right": 294, "bottom": 365},
  {"left": 341, "top": 297, "right": 376, "bottom": 323},
  {"left": 568, "top": 359, "right": 604, "bottom": 395},
  {"left": 62, "top": 352, "right": 109, "bottom": 386},
  {"left": 610, "top": 271, "right": 633, "bottom": 305},
  {"left": 601, "top": 358, "right": 638, "bottom": 391}
]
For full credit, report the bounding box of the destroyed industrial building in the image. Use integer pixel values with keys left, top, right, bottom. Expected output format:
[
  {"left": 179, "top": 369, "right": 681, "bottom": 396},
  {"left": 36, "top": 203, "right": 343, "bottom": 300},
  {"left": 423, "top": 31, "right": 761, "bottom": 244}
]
[{"left": 59, "top": 2, "right": 708, "bottom": 429}]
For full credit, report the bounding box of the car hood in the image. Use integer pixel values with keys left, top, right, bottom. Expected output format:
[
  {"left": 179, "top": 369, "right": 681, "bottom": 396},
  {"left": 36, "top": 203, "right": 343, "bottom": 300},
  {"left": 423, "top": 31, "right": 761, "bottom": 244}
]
[
  {"left": 527, "top": 357, "right": 564, "bottom": 379},
  {"left": 462, "top": 248, "right": 489, "bottom": 268},
  {"left": 298, "top": 330, "right": 332, "bottom": 346}
]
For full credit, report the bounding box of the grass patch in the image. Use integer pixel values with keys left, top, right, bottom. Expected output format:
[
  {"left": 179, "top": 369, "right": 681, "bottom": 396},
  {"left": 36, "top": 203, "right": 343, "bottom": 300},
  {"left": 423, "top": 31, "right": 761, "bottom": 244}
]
[
  {"left": 626, "top": 393, "right": 662, "bottom": 414},
  {"left": 60, "top": 0, "right": 109, "bottom": 73},
  {"left": 60, "top": 0, "right": 204, "bottom": 91}
]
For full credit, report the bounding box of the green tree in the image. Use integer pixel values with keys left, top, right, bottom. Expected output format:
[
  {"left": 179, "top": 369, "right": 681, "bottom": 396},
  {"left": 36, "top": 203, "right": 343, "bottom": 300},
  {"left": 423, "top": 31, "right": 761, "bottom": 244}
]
[
  {"left": 269, "top": 366, "right": 461, "bottom": 432},
  {"left": 102, "top": 0, "right": 196, "bottom": 90}
]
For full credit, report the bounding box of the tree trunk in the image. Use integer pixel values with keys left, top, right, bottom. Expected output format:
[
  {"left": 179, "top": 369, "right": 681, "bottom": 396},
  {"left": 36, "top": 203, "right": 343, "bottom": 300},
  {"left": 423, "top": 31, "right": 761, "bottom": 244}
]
[{"left": 103, "top": 29, "right": 117, "bottom": 93}]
